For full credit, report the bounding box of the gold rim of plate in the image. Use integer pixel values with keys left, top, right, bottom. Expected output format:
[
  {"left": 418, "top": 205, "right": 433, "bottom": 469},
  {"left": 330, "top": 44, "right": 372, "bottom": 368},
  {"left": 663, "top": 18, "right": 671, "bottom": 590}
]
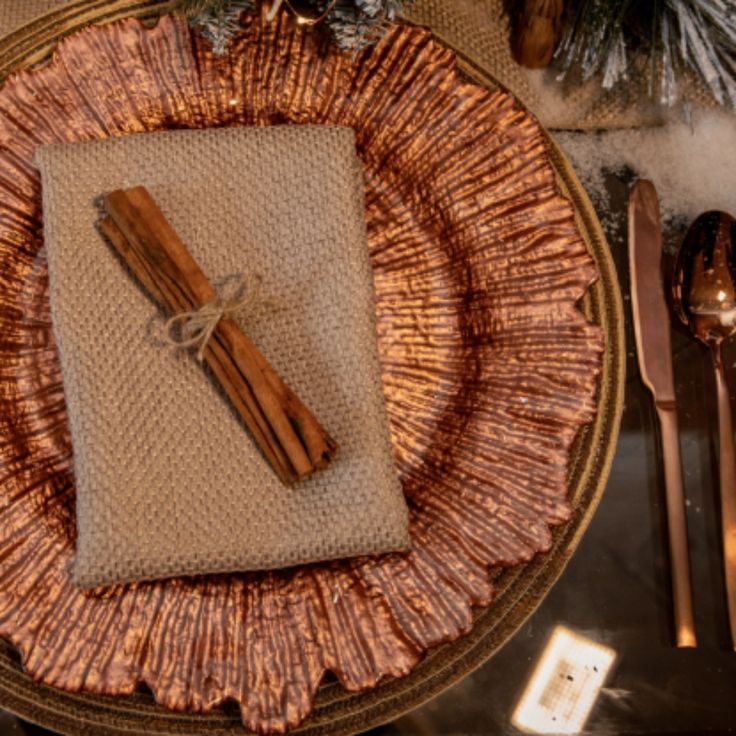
[{"left": 0, "top": 2, "right": 625, "bottom": 734}]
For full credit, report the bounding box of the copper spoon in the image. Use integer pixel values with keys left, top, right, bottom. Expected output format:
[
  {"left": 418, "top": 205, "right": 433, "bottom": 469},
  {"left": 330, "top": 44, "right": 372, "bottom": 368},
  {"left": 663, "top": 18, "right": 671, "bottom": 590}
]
[{"left": 673, "top": 210, "right": 736, "bottom": 648}]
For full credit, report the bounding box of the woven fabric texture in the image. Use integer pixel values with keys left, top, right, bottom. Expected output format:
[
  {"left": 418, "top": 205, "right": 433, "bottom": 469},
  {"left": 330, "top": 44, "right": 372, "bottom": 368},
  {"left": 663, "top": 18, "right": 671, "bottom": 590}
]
[
  {"left": 405, "top": 0, "right": 532, "bottom": 104},
  {"left": 0, "top": 0, "right": 68, "bottom": 37},
  {"left": 36, "top": 126, "right": 409, "bottom": 588}
]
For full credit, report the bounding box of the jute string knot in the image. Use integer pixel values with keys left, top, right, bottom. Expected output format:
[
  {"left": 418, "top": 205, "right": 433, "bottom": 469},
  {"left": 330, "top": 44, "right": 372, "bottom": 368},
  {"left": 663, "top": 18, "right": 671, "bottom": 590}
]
[{"left": 164, "top": 274, "right": 266, "bottom": 362}]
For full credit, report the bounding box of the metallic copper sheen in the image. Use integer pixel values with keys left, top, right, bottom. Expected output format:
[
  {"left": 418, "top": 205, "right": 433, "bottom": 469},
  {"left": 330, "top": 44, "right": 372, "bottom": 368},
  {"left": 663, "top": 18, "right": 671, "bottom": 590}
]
[
  {"left": 0, "top": 8, "right": 603, "bottom": 733},
  {"left": 628, "top": 180, "right": 697, "bottom": 648},
  {"left": 673, "top": 210, "right": 736, "bottom": 648}
]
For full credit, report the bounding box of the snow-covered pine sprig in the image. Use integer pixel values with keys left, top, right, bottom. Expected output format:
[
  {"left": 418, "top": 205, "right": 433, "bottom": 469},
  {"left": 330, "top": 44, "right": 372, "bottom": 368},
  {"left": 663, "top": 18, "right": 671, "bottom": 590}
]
[
  {"left": 326, "top": 0, "right": 406, "bottom": 50},
  {"left": 555, "top": 0, "right": 736, "bottom": 109},
  {"left": 176, "top": 0, "right": 253, "bottom": 54},
  {"left": 176, "top": 0, "right": 410, "bottom": 53}
]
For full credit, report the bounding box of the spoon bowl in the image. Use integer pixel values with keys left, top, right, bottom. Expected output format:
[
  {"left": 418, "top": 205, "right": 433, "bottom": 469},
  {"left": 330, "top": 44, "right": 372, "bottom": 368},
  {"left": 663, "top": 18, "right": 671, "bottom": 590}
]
[
  {"left": 673, "top": 211, "right": 736, "bottom": 351},
  {"left": 672, "top": 210, "right": 736, "bottom": 649}
]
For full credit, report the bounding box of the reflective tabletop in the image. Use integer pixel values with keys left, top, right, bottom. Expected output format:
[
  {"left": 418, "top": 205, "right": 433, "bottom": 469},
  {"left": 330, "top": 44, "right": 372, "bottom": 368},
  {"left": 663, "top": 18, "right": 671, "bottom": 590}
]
[
  {"left": 369, "top": 167, "right": 736, "bottom": 735},
  {"left": 7, "top": 161, "right": 736, "bottom": 736}
]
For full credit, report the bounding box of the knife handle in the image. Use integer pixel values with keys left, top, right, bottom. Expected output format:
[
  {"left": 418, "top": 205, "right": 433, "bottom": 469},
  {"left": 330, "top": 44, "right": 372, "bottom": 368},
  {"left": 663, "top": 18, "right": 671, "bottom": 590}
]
[
  {"left": 712, "top": 352, "right": 736, "bottom": 649},
  {"left": 656, "top": 405, "right": 697, "bottom": 648}
]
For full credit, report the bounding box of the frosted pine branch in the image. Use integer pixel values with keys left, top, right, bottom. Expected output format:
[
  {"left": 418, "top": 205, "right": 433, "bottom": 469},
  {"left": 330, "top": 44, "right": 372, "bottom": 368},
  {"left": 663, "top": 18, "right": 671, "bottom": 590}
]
[
  {"left": 177, "top": 0, "right": 411, "bottom": 52},
  {"left": 555, "top": 0, "right": 736, "bottom": 109},
  {"left": 176, "top": 0, "right": 252, "bottom": 55}
]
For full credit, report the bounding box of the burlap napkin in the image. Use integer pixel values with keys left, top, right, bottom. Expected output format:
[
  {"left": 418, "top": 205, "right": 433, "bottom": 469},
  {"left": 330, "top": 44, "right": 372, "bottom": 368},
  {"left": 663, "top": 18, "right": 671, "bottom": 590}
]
[{"left": 36, "top": 126, "right": 410, "bottom": 588}]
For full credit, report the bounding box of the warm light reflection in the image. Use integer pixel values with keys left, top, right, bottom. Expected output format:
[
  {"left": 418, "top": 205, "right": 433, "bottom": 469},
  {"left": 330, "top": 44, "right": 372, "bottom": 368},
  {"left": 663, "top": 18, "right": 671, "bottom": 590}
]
[{"left": 511, "top": 626, "right": 616, "bottom": 735}]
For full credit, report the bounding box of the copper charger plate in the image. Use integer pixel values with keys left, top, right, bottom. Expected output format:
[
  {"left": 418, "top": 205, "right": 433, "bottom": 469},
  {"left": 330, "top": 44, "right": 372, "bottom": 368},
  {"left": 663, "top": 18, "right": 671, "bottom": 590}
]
[{"left": 0, "top": 3, "right": 624, "bottom": 734}]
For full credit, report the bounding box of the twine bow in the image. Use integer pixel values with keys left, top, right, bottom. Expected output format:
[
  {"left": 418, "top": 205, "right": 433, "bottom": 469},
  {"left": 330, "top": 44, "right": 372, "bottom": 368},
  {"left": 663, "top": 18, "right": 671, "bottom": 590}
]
[{"left": 164, "top": 275, "right": 265, "bottom": 362}]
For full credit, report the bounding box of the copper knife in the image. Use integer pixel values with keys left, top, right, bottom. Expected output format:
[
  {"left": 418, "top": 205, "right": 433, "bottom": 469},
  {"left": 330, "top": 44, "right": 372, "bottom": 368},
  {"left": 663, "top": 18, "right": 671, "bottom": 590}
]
[{"left": 629, "top": 179, "right": 697, "bottom": 648}]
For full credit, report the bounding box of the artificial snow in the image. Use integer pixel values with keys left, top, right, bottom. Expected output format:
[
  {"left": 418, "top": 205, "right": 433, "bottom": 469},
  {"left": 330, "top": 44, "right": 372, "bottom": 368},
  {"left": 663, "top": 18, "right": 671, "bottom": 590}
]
[{"left": 550, "top": 108, "right": 736, "bottom": 225}]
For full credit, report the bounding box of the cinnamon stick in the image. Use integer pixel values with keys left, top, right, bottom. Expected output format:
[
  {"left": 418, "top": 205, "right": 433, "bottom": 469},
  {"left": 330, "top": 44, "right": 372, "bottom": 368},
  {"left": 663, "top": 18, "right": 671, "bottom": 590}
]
[
  {"left": 99, "top": 217, "right": 296, "bottom": 485},
  {"left": 101, "top": 186, "right": 338, "bottom": 484}
]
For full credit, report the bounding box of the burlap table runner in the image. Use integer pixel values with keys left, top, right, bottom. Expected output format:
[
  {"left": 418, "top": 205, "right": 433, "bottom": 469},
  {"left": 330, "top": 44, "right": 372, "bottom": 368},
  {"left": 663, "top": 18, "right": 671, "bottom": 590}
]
[
  {"left": 0, "top": 0, "right": 67, "bottom": 37},
  {"left": 36, "top": 125, "right": 410, "bottom": 588},
  {"left": 403, "top": 0, "right": 533, "bottom": 105}
]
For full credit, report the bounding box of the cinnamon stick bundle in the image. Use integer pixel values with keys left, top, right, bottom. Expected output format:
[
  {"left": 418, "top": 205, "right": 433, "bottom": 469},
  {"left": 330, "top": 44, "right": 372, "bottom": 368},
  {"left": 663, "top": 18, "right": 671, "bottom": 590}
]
[{"left": 100, "top": 186, "right": 338, "bottom": 485}]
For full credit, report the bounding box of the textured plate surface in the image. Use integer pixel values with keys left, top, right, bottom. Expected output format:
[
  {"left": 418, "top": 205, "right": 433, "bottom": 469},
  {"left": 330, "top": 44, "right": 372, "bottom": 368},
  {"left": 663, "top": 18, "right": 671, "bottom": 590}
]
[{"left": 0, "top": 7, "right": 607, "bottom": 734}]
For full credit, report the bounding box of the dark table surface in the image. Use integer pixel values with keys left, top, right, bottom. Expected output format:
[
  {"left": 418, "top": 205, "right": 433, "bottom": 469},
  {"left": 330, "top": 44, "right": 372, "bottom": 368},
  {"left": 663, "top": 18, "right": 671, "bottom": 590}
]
[
  {"left": 7, "top": 165, "right": 736, "bottom": 736},
  {"left": 372, "top": 167, "right": 736, "bottom": 735}
]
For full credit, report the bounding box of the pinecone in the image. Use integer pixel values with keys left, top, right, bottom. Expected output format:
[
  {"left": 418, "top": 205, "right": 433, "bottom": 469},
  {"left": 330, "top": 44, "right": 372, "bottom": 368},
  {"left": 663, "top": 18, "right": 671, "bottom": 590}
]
[{"left": 512, "top": 0, "right": 564, "bottom": 69}]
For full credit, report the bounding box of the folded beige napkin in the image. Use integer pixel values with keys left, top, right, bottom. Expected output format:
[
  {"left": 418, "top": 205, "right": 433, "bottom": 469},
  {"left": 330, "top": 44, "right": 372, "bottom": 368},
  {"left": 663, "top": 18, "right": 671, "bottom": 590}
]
[{"left": 36, "top": 126, "right": 409, "bottom": 588}]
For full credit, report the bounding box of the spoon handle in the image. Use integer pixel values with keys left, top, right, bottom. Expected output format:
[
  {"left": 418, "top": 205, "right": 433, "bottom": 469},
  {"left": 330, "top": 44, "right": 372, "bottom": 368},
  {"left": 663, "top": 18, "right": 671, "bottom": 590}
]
[
  {"left": 656, "top": 405, "right": 698, "bottom": 648},
  {"left": 712, "top": 347, "right": 736, "bottom": 649}
]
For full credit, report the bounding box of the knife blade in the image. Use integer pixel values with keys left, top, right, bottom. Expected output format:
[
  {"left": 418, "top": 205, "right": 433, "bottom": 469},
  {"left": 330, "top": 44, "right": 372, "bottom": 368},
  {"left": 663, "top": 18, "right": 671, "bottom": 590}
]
[
  {"left": 629, "top": 180, "right": 677, "bottom": 404},
  {"left": 629, "top": 179, "right": 697, "bottom": 648}
]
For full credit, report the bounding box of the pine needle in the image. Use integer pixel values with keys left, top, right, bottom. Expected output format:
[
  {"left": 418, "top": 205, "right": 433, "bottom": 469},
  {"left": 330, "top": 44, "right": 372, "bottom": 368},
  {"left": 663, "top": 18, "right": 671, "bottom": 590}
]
[
  {"left": 556, "top": 0, "right": 736, "bottom": 109},
  {"left": 176, "top": 0, "right": 253, "bottom": 55},
  {"left": 177, "top": 0, "right": 412, "bottom": 52}
]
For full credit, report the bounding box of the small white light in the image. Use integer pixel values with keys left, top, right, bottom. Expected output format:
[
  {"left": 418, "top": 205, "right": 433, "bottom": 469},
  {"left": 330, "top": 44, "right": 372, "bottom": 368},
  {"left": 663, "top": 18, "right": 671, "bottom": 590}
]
[
  {"left": 512, "top": 626, "right": 616, "bottom": 735},
  {"left": 296, "top": 15, "right": 309, "bottom": 25},
  {"left": 718, "top": 290, "right": 727, "bottom": 302},
  {"left": 228, "top": 98, "right": 238, "bottom": 107}
]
